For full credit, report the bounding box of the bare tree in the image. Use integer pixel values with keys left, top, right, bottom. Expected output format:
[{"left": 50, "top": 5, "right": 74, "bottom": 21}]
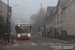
[{"left": 30, "top": 8, "right": 46, "bottom": 32}]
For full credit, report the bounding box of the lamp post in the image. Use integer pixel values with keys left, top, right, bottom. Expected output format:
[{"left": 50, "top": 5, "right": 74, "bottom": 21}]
[
  {"left": 7, "top": 0, "right": 10, "bottom": 43},
  {"left": 5, "top": 33, "right": 7, "bottom": 45},
  {"left": 12, "top": 5, "right": 18, "bottom": 8},
  {"left": 7, "top": 0, "right": 18, "bottom": 43},
  {"left": 10, "top": 5, "right": 18, "bottom": 44},
  {"left": 11, "top": 33, "right": 13, "bottom": 44},
  {"left": 9, "top": 5, "right": 18, "bottom": 17}
]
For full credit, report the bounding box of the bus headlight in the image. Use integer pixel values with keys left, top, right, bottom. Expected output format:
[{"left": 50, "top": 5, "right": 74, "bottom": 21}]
[
  {"left": 28, "top": 34, "right": 31, "bottom": 37},
  {"left": 17, "top": 34, "right": 20, "bottom": 37}
]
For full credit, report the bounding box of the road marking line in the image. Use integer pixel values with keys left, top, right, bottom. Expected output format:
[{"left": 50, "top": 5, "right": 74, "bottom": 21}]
[
  {"left": 55, "top": 43, "right": 75, "bottom": 45},
  {"left": 15, "top": 40, "right": 17, "bottom": 43},
  {"left": 31, "top": 43, "right": 36, "bottom": 45},
  {"left": 15, "top": 39, "right": 19, "bottom": 45},
  {"left": 60, "top": 44, "right": 75, "bottom": 45},
  {"left": 17, "top": 43, "right": 19, "bottom": 45},
  {"left": 48, "top": 43, "right": 55, "bottom": 45}
]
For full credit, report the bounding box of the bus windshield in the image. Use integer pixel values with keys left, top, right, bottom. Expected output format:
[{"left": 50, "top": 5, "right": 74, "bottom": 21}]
[{"left": 16, "top": 26, "right": 31, "bottom": 33}]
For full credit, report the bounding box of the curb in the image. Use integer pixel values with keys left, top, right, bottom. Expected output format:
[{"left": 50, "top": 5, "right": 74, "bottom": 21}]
[
  {"left": 2, "top": 40, "right": 18, "bottom": 46},
  {"left": 3, "top": 42, "right": 16, "bottom": 46},
  {"left": 41, "top": 36, "right": 74, "bottom": 44}
]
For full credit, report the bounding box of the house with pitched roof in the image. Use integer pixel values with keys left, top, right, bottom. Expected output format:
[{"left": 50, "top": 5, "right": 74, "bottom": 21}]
[
  {"left": 45, "top": 0, "right": 75, "bottom": 40},
  {"left": 45, "top": 6, "right": 56, "bottom": 37}
]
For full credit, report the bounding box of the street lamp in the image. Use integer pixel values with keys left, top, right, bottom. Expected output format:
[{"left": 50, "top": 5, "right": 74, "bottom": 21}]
[
  {"left": 12, "top": 5, "right": 18, "bottom": 8},
  {"left": 6, "top": 0, "right": 10, "bottom": 43},
  {"left": 9, "top": 5, "right": 18, "bottom": 16},
  {"left": 9, "top": 5, "right": 18, "bottom": 22},
  {"left": 7, "top": 0, "right": 18, "bottom": 43}
]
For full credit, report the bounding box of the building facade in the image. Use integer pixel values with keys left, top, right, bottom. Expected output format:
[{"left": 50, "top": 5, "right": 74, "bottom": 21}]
[
  {"left": 46, "top": 0, "right": 75, "bottom": 40},
  {"left": 0, "top": 1, "right": 12, "bottom": 42},
  {"left": 0, "top": 1, "right": 12, "bottom": 23}
]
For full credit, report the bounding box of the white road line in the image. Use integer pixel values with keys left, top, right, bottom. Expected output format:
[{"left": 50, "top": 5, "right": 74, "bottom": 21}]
[
  {"left": 31, "top": 43, "right": 36, "bottom": 45},
  {"left": 48, "top": 43, "right": 55, "bottom": 45},
  {"left": 15, "top": 39, "right": 20, "bottom": 45},
  {"left": 15, "top": 40, "right": 18, "bottom": 44},
  {"left": 54, "top": 48, "right": 61, "bottom": 50},
  {"left": 61, "top": 44, "right": 75, "bottom": 46},
  {"left": 42, "top": 43, "right": 48, "bottom": 45},
  {"left": 56, "top": 43, "right": 75, "bottom": 45},
  {"left": 17, "top": 43, "right": 19, "bottom": 45},
  {"left": 49, "top": 43, "right": 64, "bottom": 45},
  {"left": 49, "top": 42, "right": 75, "bottom": 46}
]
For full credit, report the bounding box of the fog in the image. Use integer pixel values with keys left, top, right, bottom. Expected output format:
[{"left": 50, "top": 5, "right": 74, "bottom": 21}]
[{"left": 1, "top": 0, "right": 58, "bottom": 33}]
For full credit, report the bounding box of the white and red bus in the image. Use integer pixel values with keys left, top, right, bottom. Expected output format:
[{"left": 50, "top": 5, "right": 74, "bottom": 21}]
[{"left": 15, "top": 24, "right": 32, "bottom": 40}]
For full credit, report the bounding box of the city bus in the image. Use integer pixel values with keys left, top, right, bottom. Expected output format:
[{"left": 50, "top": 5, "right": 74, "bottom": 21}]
[{"left": 15, "top": 24, "right": 32, "bottom": 40}]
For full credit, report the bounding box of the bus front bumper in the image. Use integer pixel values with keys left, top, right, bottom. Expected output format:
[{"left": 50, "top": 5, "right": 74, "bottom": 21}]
[{"left": 16, "top": 36, "right": 31, "bottom": 39}]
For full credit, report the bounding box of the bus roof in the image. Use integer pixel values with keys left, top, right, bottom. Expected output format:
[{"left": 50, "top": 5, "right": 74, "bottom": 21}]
[{"left": 16, "top": 23, "right": 30, "bottom": 25}]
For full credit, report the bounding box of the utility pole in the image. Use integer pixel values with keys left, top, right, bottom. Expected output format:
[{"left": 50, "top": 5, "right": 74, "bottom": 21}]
[
  {"left": 40, "top": 3, "right": 42, "bottom": 32},
  {"left": 7, "top": 0, "right": 10, "bottom": 43}
]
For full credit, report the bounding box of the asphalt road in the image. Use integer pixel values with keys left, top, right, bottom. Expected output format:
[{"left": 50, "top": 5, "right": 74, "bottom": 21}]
[{"left": 0, "top": 35, "right": 75, "bottom": 50}]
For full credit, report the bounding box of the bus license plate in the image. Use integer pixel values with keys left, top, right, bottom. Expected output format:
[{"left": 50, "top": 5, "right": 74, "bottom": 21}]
[{"left": 22, "top": 34, "right": 26, "bottom": 36}]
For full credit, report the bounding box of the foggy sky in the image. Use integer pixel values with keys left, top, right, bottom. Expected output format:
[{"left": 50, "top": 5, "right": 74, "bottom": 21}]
[{"left": 2, "top": 0, "right": 58, "bottom": 23}]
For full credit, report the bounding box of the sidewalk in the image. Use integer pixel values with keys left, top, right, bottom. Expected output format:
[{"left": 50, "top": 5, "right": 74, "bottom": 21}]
[
  {"left": 0, "top": 38, "right": 3, "bottom": 46},
  {"left": 42, "top": 36, "right": 75, "bottom": 44},
  {"left": 0, "top": 39, "right": 17, "bottom": 46}
]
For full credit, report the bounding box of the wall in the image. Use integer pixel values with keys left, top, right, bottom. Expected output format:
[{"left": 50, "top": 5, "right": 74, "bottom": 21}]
[
  {"left": 63, "top": 0, "right": 75, "bottom": 35},
  {"left": 0, "top": 1, "right": 7, "bottom": 23}
]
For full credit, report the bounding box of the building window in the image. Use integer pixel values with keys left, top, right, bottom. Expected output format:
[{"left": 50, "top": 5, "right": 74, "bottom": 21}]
[
  {"left": 61, "top": 12, "right": 63, "bottom": 22},
  {"left": 51, "top": 17, "right": 52, "bottom": 23},
  {"left": 52, "top": 17, "right": 53, "bottom": 23},
  {"left": 50, "top": 17, "right": 53, "bottom": 23},
  {"left": 54, "top": 16, "right": 56, "bottom": 24},
  {"left": 57, "top": 14, "right": 59, "bottom": 23}
]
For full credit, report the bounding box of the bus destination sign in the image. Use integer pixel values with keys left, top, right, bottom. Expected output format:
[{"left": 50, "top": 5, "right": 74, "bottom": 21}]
[{"left": 21, "top": 24, "right": 30, "bottom": 26}]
